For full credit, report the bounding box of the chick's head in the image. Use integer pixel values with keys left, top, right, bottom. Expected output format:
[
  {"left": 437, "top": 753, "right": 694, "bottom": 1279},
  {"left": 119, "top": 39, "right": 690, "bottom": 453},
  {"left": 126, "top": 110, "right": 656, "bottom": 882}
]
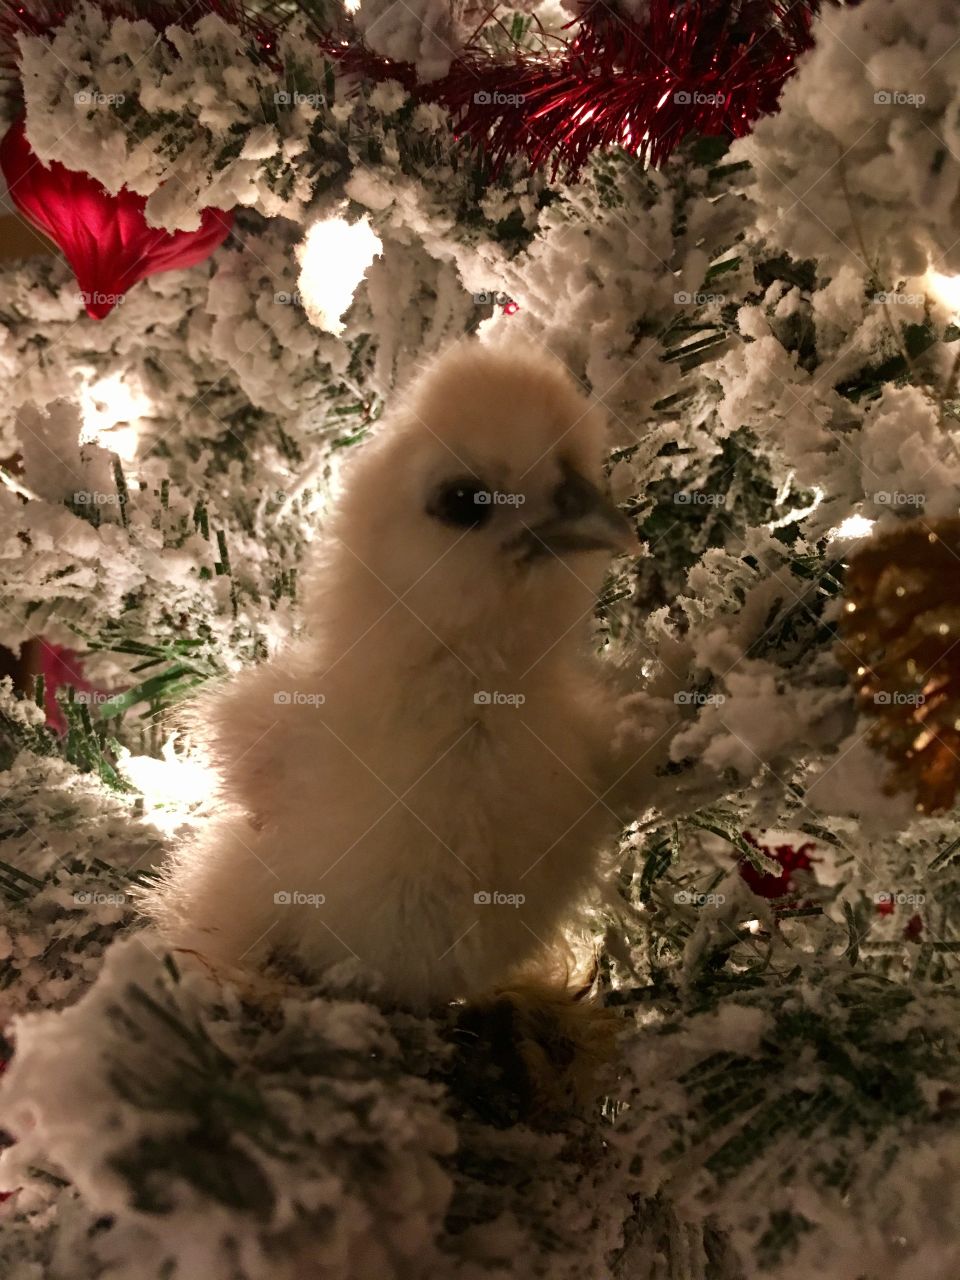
[{"left": 326, "top": 344, "right": 636, "bottom": 653}]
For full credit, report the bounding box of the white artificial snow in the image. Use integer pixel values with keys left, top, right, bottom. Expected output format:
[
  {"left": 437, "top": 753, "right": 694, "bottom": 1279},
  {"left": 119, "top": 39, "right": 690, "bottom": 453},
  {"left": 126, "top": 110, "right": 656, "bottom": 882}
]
[
  {"left": 354, "top": 0, "right": 464, "bottom": 81},
  {"left": 735, "top": 0, "right": 960, "bottom": 278},
  {"left": 858, "top": 383, "right": 958, "bottom": 518}
]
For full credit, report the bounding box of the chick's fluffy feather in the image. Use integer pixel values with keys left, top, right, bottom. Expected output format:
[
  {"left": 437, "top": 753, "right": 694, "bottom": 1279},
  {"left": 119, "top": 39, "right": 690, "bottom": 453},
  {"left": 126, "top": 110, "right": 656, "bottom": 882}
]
[{"left": 148, "top": 343, "right": 644, "bottom": 1009}]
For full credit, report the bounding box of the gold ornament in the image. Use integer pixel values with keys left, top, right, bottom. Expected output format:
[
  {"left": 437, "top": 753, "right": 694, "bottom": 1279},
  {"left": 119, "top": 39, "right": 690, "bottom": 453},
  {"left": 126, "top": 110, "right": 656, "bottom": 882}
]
[{"left": 839, "top": 518, "right": 960, "bottom": 814}]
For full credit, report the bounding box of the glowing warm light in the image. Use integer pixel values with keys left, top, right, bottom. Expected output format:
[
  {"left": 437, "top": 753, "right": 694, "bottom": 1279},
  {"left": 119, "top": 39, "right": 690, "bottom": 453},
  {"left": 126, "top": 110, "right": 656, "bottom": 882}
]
[
  {"left": 79, "top": 372, "right": 151, "bottom": 462},
  {"left": 343, "top": 0, "right": 360, "bottom": 11},
  {"left": 296, "top": 213, "right": 382, "bottom": 336},
  {"left": 117, "top": 735, "right": 215, "bottom": 836},
  {"left": 926, "top": 270, "right": 960, "bottom": 314},
  {"left": 829, "top": 514, "right": 876, "bottom": 541}
]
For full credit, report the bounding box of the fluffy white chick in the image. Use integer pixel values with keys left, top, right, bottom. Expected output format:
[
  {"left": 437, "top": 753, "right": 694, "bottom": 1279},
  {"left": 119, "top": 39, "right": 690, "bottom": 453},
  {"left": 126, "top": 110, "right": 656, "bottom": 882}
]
[{"left": 149, "top": 342, "right": 643, "bottom": 1010}]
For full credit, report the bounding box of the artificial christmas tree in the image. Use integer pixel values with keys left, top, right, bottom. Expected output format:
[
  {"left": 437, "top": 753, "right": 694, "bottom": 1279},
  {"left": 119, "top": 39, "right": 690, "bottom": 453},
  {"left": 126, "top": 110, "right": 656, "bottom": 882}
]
[{"left": 2, "top": 0, "right": 960, "bottom": 1276}]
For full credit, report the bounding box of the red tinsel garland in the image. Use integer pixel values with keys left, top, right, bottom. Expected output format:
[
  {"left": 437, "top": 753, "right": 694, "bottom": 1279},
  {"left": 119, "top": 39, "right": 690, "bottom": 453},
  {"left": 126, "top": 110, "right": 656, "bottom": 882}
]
[
  {"left": 436, "top": 0, "right": 821, "bottom": 176},
  {"left": 2, "top": 0, "right": 825, "bottom": 180}
]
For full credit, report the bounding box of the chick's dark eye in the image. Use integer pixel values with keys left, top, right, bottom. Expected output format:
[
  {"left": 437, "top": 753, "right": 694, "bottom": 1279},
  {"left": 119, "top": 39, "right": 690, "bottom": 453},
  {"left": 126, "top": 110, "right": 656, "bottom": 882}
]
[{"left": 427, "top": 478, "right": 493, "bottom": 529}]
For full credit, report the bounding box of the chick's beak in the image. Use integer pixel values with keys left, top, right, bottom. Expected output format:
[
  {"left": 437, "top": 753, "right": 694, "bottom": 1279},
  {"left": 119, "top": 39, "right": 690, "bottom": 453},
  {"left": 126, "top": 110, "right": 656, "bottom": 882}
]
[{"left": 523, "top": 468, "right": 636, "bottom": 558}]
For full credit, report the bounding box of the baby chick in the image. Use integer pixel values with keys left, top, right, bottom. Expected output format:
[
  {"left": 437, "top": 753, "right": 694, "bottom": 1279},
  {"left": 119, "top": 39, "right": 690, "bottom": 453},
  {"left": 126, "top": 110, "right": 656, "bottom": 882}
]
[{"left": 149, "top": 343, "right": 642, "bottom": 1010}]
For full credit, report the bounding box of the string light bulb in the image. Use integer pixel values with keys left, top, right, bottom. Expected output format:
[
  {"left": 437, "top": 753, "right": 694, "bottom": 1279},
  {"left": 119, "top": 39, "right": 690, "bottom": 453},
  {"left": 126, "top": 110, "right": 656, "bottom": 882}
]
[
  {"left": 296, "top": 213, "right": 382, "bottom": 335},
  {"left": 78, "top": 371, "right": 151, "bottom": 463},
  {"left": 830, "top": 514, "right": 876, "bottom": 541},
  {"left": 117, "top": 735, "right": 215, "bottom": 837},
  {"left": 926, "top": 269, "right": 960, "bottom": 315}
]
